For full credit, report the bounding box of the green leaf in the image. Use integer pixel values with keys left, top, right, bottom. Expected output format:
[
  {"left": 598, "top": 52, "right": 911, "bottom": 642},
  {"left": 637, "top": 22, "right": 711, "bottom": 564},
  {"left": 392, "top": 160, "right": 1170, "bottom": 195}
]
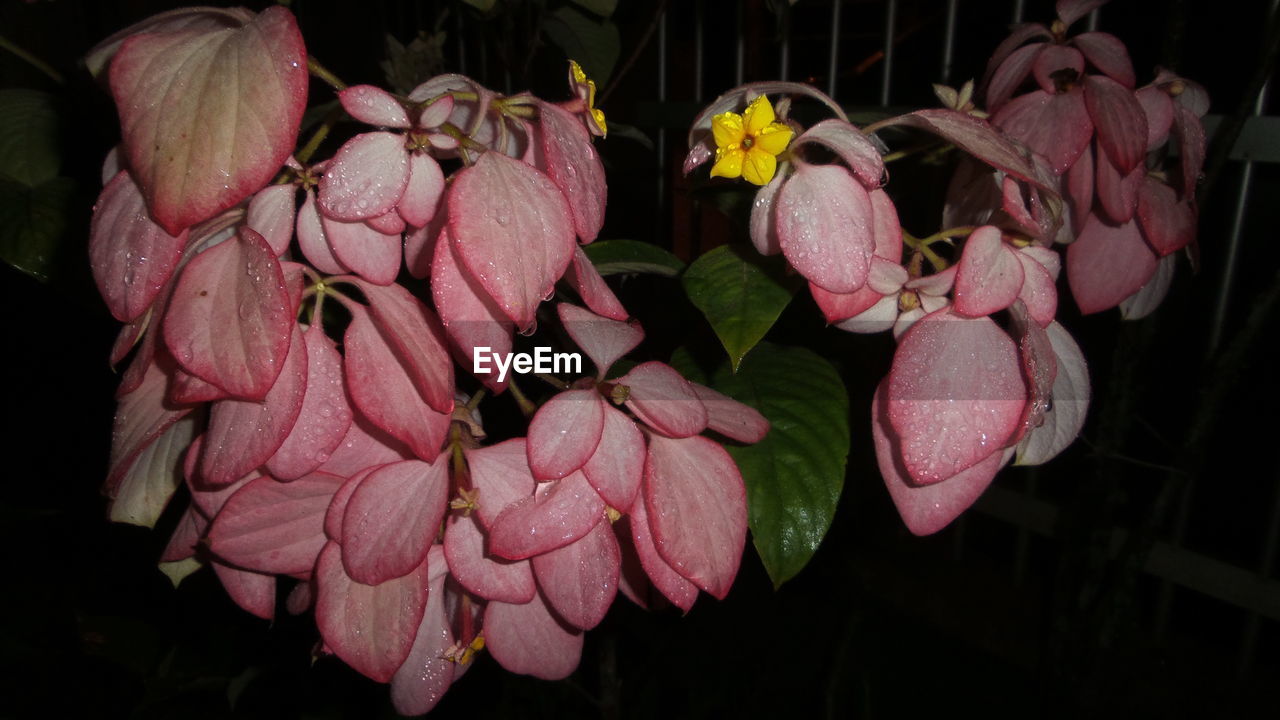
[
  {"left": 460, "top": 0, "right": 497, "bottom": 12},
  {"left": 0, "top": 89, "right": 60, "bottom": 187},
  {"left": 604, "top": 121, "right": 654, "bottom": 150},
  {"left": 568, "top": 0, "right": 618, "bottom": 17},
  {"left": 682, "top": 244, "right": 798, "bottom": 371},
  {"left": 667, "top": 346, "right": 708, "bottom": 385},
  {"left": 711, "top": 343, "right": 848, "bottom": 587},
  {"left": 0, "top": 176, "right": 76, "bottom": 281},
  {"left": 542, "top": 5, "right": 621, "bottom": 86},
  {"left": 583, "top": 239, "right": 685, "bottom": 277}
]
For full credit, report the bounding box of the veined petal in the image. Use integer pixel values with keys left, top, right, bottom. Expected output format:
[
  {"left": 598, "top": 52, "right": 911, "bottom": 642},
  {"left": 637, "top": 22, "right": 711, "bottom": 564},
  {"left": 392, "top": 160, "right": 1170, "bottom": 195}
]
[
  {"left": 752, "top": 123, "right": 793, "bottom": 155},
  {"left": 742, "top": 148, "right": 778, "bottom": 186},
  {"left": 711, "top": 111, "right": 745, "bottom": 148},
  {"left": 709, "top": 148, "right": 745, "bottom": 180},
  {"left": 742, "top": 95, "right": 776, "bottom": 134}
]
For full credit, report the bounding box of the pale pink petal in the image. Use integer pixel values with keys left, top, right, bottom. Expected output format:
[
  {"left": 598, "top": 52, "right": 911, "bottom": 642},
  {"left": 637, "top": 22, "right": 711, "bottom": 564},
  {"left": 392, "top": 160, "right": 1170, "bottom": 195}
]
[
  {"left": 617, "top": 361, "right": 709, "bottom": 438},
  {"left": 690, "top": 383, "right": 769, "bottom": 444},
  {"left": 626, "top": 499, "right": 697, "bottom": 612},
  {"left": 953, "top": 226, "right": 1025, "bottom": 318},
  {"left": 390, "top": 546, "right": 457, "bottom": 716},
  {"left": 749, "top": 173, "right": 785, "bottom": 255},
  {"left": 581, "top": 404, "right": 646, "bottom": 511},
  {"left": 564, "top": 247, "right": 629, "bottom": 322},
  {"left": 90, "top": 171, "right": 188, "bottom": 322},
  {"left": 981, "top": 22, "right": 1052, "bottom": 108},
  {"left": 878, "top": 110, "right": 1042, "bottom": 185},
  {"left": 1032, "top": 45, "right": 1084, "bottom": 93},
  {"left": 85, "top": 7, "right": 252, "bottom": 79},
  {"left": 344, "top": 309, "right": 451, "bottom": 460},
  {"left": 792, "top": 119, "right": 884, "bottom": 187},
  {"left": 1016, "top": 250, "right": 1059, "bottom": 328},
  {"left": 162, "top": 227, "right": 292, "bottom": 399},
  {"left": 1173, "top": 104, "right": 1206, "bottom": 199},
  {"left": 207, "top": 471, "right": 344, "bottom": 575},
  {"left": 322, "top": 215, "right": 401, "bottom": 286},
  {"left": 416, "top": 95, "right": 455, "bottom": 129},
  {"left": 1136, "top": 86, "right": 1174, "bottom": 151},
  {"left": 200, "top": 322, "right": 307, "bottom": 485},
  {"left": 1010, "top": 302, "right": 1058, "bottom": 442},
  {"left": 1119, "top": 253, "right": 1175, "bottom": 321},
  {"left": 315, "top": 541, "right": 429, "bottom": 683},
  {"left": 317, "top": 416, "right": 413, "bottom": 479},
  {"left": 449, "top": 151, "right": 575, "bottom": 331},
  {"left": 266, "top": 325, "right": 354, "bottom": 481},
  {"left": 986, "top": 43, "right": 1044, "bottom": 114},
  {"left": 1137, "top": 177, "right": 1195, "bottom": 256},
  {"left": 557, "top": 303, "right": 643, "bottom": 377},
  {"left": 1016, "top": 322, "right": 1091, "bottom": 465},
  {"left": 339, "top": 85, "right": 412, "bottom": 129},
  {"left": 341, "top": 458, "right": 448, "bottom": 585},
  {"left": 444, "top": 513, "right": 536, "bottom": 604},
  {"left": 404, "top": 217, "right": 442, "bottom": 279},
  {"left": 109, "top": 413, "right": 198, "bottom": 528},
  {"left": 108, "top": 7, "right": 307, "bottom": 234},
  {"left": 1083, "top": 75, "right": 1147, "bottom": 174},
  {"left": 538, "top": 101, "right": 606, "bottom": 242},
  {"left": 398, "top": 153, "right": 446, "bottom": 227},
  {"left": 1067, "top": 214, "right": 1158, "bottom": 314},
  {"left": 1094, "top": 146, "right": 1142, "bottom": 223},
  {"left": 1000, "top": 176, "right": 1040, "bottom": 237},
  {"left": 528, "top": 390, "right": 606, "bottom": 480},
  {"left": 484, "top": 592, "right": 583, "bottom": 681},
  {"left": 161, "top": 504, "right": 206, "bottom": 562},
  {"left": 246, "top": 183, "right": 297, "bottom": 256},
  {"left": 318, "top": 132, "right": 410, "bottom": 222},
  {"left": 532, "top": 520, "right": 619, "bottom": 630},
  {"left": 810, "top": 283, "right": 883, "bottom": 324},
  {"left": 870, "top": 189, "right": 904, "bottom": 262},
  {"left": 431, "top": 230, "right": 514, "bottom": 392},
  {"left": 873, "top": 383, "right": 1009, "bottom": 536},
  {"left": 464, "top": 439, "right": 538, "bottom": 528},
  {"left": 644, "top": 434, "right": 746, "bottom": 600},
  {"left": 776, "top": 163, "right": 875, "bottom": 294},
  {"left": 213, "top": 562, "right": 276, "bottom": 620},
  {"left": 834, "top": 292, "right": 901, "bottom": 335},
  {"left": 348, "top": 278, "right": 455, "bottom": 413},
  {"left": 1066, "top": 143, "right": 1094, "bottom": 225},
  {"left": 296, "top": 189, "right": 349, "bottom": 274},
  {"left": 887, "top": 310, "right": 1026, "bottom": 485},
  {"left": 488, "top": 471, "right": 605, "bottom": 560},
  {"left": 323, "top": 467, "right": 375, "bottom": 541},
  {"left": 993, "top": 88, "right": 1093, "bottom": 175},
  {"left": 365, "top": 209, "right": 406, "bottom": 235},
  {"left": 1074, "top": 32, "right": 1135, "bottom": 88}
]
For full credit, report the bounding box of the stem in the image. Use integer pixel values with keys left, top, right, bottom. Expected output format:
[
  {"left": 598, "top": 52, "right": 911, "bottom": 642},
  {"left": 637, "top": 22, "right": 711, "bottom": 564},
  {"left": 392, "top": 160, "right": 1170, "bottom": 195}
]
[
  {"left": 880, "top": 139, "right": 947, "bottom": 163},
  {"left": 465, "top": 389, "right": 487, "bottom": 411},
  {"left": 920, "top": 225, "right": 975, "bottom": 245},
  {"left": 534, "top": 372, "right": 568, "bottom": 390},
  {"left": 506, "top": 377, "right": 537, "bottom": 418},
  {"left": 295, "top": 105, "right": 346, "bottom": 164},
  {"left": 902, "top": 231, "right": 949, "bottom": 271},
  {"left": 307, "top": 56, "right": 347, "bottom": 92},
  {"left": 0, "top": 35, "right": 64, "bottom": 85}
]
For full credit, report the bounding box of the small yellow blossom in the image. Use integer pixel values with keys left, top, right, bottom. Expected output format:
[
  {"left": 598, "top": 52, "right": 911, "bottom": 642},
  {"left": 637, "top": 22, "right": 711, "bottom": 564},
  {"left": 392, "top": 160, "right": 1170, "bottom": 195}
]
[
  {"left": 569, "top": 60, "right": 608, "bottom": 138},
  {"left": 710, "top": 95, "right": 794, "bottom": 185}
]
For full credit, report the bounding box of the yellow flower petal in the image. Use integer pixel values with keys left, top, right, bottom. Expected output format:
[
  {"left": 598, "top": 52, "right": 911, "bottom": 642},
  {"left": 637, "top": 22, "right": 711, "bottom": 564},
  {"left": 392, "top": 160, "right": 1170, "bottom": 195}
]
[
  {"left": 711, "top": 111, "right": 745, "bottom": 149},
  {"left": 710, "top": 147, "right": 745, "bottom": 179},
  {"left": 570, "top": 60, "right": 588, "bottom": 85},
  {"left": 753, "top": 123, "right": 793, "bottom": 156},
  {"left": 742, "top": 148, "right": 778, "bottom": 185},
  {"left": 742, "top": 95, "right": 776, "bottom": 135},
  {"left": 591, "top": 108, "right": 607, "bottom": 137}
]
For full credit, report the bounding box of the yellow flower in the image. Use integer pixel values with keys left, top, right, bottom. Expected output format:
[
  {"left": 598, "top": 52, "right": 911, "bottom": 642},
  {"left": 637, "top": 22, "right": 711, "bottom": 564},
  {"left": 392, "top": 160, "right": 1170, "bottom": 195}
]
[
  {"left": 569, "top": 60, "right": 607, "bottom": 138},
  {"left": 710, "top": 95, "right": 794, "bottom": 185}
]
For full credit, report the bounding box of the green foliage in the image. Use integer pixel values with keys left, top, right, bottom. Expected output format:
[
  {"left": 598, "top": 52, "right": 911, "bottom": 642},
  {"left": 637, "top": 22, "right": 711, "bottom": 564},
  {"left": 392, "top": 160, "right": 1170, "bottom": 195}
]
[
  {"left": 0, "top": 89, "right": 73, "bottom": 281},
  {"left": 0, "top": 89, "right": 59, "bottom": 186},
  {"left": 542, "top": 4, "right": 620, "bottom": 86},
  {"left": 583, "top": 238, "right": 685, "bottom": 277},
  {"left": 682, "top": 244, "right": 798, "bottom": 371},
  {"left": 710, "top": 343, "right": 849, "bottom": 587}
]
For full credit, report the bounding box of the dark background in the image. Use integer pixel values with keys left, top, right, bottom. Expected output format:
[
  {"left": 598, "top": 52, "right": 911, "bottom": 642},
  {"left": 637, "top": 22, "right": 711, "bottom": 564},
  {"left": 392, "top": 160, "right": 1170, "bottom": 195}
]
[{"left": 1, "top": 0, "right": 1277, "bottom": 717}]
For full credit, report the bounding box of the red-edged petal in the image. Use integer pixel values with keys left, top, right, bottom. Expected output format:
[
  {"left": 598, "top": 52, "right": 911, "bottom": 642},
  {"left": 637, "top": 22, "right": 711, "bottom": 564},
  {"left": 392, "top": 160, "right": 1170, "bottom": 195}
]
[
  {"left": 348, "top": 278, "right": 454, "bottom": 413},
  {"left": 581, "top": 404, "right": 646, "bottom": 511},
  {"left": 564, "top": 246, "right": 629, "bottom": 322},
  {"left": 1073, "top": 32, "right": 1135, "bottom": 88},
  {"left": 341, "top": 458, "right": 448, "bottom": 585},
  {"left": 617, "top": 361, "right": 708, "bottom": 438},
  {"left": 690, "top": 383, "right": 769, "bottom": 444},
  {"left": 444, "top": 514, "right": 537, "bottom": 604},
  {"left": 163, "top": 227, "right": 292, "bottom": 399},
  {"left": 389, "top": 546, "right": 456, "bottom": 716},
  {"left": 246, "top": 183, "right": 297, "bottom": 256},
  {"left": 528, "top": 390, "right": 606, "bottom": 480},
  {"left": 1136, "top": 86, "right": 1174, "bottom": 151},
  {"left": 339, "top": 85, "right": 411, "bottom": 129},
  {"left": 463, "top": 439, "right": 538, "bottom": 529},
  {"left": 200, "top": 322, "right": 307, "bottom": 485},
  {"left": 1010, "top": 302, "right": 1058, "bottom": 442},
  {"left": 484, "top": 592, "right": 583, "bottom": 681},
  {"left": 993, "top": 88, "right": 1093, "bottom": 175},
  {"left": 953, "top": 226, "right": 1025, "bottom": 318},
  {"left": 322, "top": 215, "right": 401, "bottom": 286},
  {"left": 986, "top": 43, "right": 1044, "bottom": 113},
  {"left": 449, "top": 151, "right": 575, "bottom": 331},
  {"left": 266, "top": 325, "right": 354, "bottom": 480},
  {"left": 296, "top": 189, "right": 349, "bottom": 274},
  {"left": 538, "top": 101, "right": 606, "bottom": 242},
  {"left": 557, "top": 303, "right": 643, "bottom": 378},
  {"left": 90, "top": 171, "right": 188, "bottom": 322},
  {"left": 398, "top": 153, "right": 446, "bottom": 227},
  {"left": 749, "top": 173, "right": 784, "bottom": 255},
  {"left": 873, "top": 383, "right": 1008, "bottom": 536},
  {"left": 106, "top": 358, "right": 194, "bottom": 500},
  {"left": 319, "top": 132, "right": 410, "bottom": 222},
  {"left": 1066, "top": 214, "right": 1158, "bottom": 314},
  {"left": 887, "top": 310, "right": 1026, "bottom": 485},
  {"left": 810, "top": 282, "right": 883, "bottom": 324},
  {"left": 1137, "top": 178, "right": 1195, "bottom": 256},
  {"left": 213, "top": 562, "right": 276, "bottom": 620},
  {"left": 1173, "top": 105, "right": 1205, "bottom": 199},
  {"left": 775, "top": 163, "right": 874, "bottom": 294},
  {"left": 1016, "top": 250, "right": 1059, "bottom": 328},
  {"left": 643, "top": 434, "right": 746, "bottom": 600},
  {"left": 323, "top": 467, "right": 374, "bottom": 541},
  {"left": 1083, "top": 75, "right": 1147, "bottom": 174},
  {"left": 791, "top": 119, "right": 885, "bottom": 187},
  {"left": 109, "top": 7, "right": 307, "bottom": 234},
  {"left": 109, "top": 413, "right": 198, "bottom": 527},
  {"left": 207, "top": 471, "right": 344, "bottom": 575},
  {"left": 531, "top": 520, "right": 619, "bottom": 630},
  {"left": 1032, "top": 44, "right": 1084, "bottom": 93},
  {"left": 314, "top": 541, "right": 429, "bottom": 683},
  {"left": 343, "top": 309, "right": 451, "bottom": 460},
  {"left": 1056, "top": 0, "right": 1107, "bottom": 27},
  {"left": 431, "top": 230, "right": 514, "bottom": 392},
  {"left": 1119, "top": 254, "right": 1175, "bottom": 321},
  {"left": 627, "top": 498, "right": 697, "bottom": 612},
  {"left": 1094, "top": 146, "right": 1142, "bottom": 223},
  {"left": 488, "top": 471, "right": 605, "bottom": 560},
  {"left": 1016, "top": 322, "right": 1091, "bottom": 465},
  {"left": 1066, "top": 143, "right": 1094, "bottom": 225},
  {"left": 317, "top": 416, "right": 413, "bottom": 479}
]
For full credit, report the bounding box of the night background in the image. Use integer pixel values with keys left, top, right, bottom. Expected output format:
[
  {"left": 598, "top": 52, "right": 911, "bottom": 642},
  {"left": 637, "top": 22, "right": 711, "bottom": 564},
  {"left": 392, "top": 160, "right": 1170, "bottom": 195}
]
[{"left": 1, "top": 0, "right": 1277, "bottom": 717}]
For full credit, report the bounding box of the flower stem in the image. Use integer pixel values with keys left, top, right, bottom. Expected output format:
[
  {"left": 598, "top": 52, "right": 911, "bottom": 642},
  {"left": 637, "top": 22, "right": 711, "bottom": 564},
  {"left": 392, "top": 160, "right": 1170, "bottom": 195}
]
[
  {"left": 506, "top": 377, "right": 537, "bottom": 418},
  {"left": 0, "top": 35, "right": 64, "bottom": 85},
  {"left": 295, "top": 105, "right": 346, "bottom": 165},
  {"left": 902, "top": 230, "right": 949, "bottom": 272},
  {"left": 307, "top": 55, "right": 347, "bottom": 92}
]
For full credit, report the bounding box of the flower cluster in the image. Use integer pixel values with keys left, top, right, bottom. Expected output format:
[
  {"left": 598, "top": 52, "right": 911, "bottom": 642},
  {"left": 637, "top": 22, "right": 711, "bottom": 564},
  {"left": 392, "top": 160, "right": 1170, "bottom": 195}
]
[
  {"left": 89, "top": 6, "right": 768, "bottom": 714},
  {"left": 686, "top": 0, "right": 1205, "bottom": 535}
]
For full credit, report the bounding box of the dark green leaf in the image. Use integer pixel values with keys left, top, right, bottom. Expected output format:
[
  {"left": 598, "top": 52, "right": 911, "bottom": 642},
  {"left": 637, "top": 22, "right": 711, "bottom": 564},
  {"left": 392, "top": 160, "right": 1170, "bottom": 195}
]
[
  {"left": 583, "top": 239, "right": 685, "bottom": 277},
  {"left": 542, "top": 5, "right": 621, "bottom": 86},
  {"left": 568, "top": 0, "right": 618, "bottom": 17},
  {"left": 711, "top": 343, "right": 848, "bottom": 587},
  {"left": 682, "top": 244, "right": 798, "bottom": 371},
  {"left": 604, "top": 121, "right": 654, "bottom": 150},
  {"left": 0, "top": 176, "right": 76, "bottom": 281},
  {"left": 667, "top": 346, "right": 708, "bottom": 385},
  {"left": 460, "top": 0, "right": 497, "bottom": 11},
  {"left": 0, "top": 89, "right": 60, "bottom": 187}
]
